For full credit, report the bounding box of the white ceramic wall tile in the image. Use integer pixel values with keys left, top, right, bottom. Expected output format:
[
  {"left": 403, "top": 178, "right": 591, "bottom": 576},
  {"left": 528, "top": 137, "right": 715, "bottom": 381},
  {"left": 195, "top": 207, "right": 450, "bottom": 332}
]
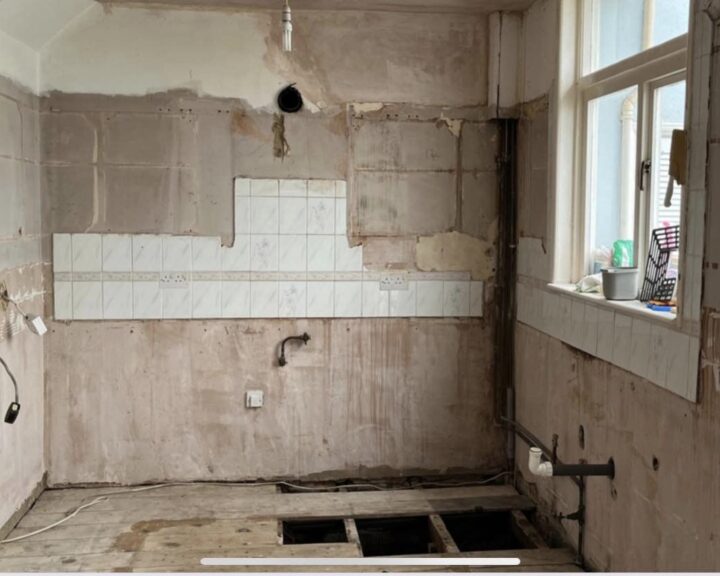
[
  {"left": 192, "top": 237, "right": 222, "bottom": 271},
  {"left": 162, "top": 287, "right": 192, "bottom": 319},
  {"left": 279, "top": 198, "right": 307, "bottom": 234},
  {"left": 595, "top": 308, "right": 615, "bottom": 362},
  {"left": 280, "top": 179, "right": 307, "bottom": 197},
  {"left": 308, "top": 180, "right": 335, "bottom": 197},
  {"left": 192, "top": 281, "right": 222, "bottom": 318},
  {"left": 443, "top": 281, "right": 470, "bottom": 317},
  {"left": 334, "top": 236, "right": 363, "bottom": 272},
  {"left": 53, "top": 182, "right": 484, "bottom": 323},
  {"left": 222, "top": 235, "right": 251, "bottom": 271},
  {"left": 251, "top": 235, "right": 279, "bottom": 272},
  {"left": 73, "top": 282, "right": 103, "bottom": 319},
  {"left": 251, "top": 179, "right": 279, "bottom": 196},
  {"left": 72, "top": 234, "right": 102, "bottom": 272},
  {"left": 647, "top": 324, "right": 669, "bottom": 389},
  {"left": 581, "top": 304, "right": 598, "bottom": 355},
  {"left": 251, "top": 197, "right": 279, "bottom": 234},
  {"left": 279, "top": 235, "right": 307, "bottom": 272},
  {"left": 54, "top": 282, "right": 72, "bottom": 320},
  {"left": 417, "top": 281, "right": 444, "bottom": 317},
  {"left": 222, "top": 281, "right": 251, "bottom": 318},
  {"left": 335, "top": 180, "right": 347, "bottom": 198},
  {"left": 133, "top": 282, "right": 162, "bottom": 319},
  {"left": 103, "top": 281, "right": 133, "bottom": 320},
  {"left": 334, "top": 281, "right": 362, "bottom": 317},
  {"left": 470, "top": 281, "right": 484, "bottom": 318},
  {"left": 234, "top": 178, "right": 250, "bottom": 196},
  {"left": 629, "top": 318, "right": 651, "bottom": 380},
  {"left": 251, "top": 281, "right": 278, "bottom": 318},
  {"left": 335, "top": 199, "right": 347, "bottom": 234},
  {"left": 362, "top": 281, "right": 389, "bottom": 317},
  {"left": 570, "top": 301, "right": 586, "bottom": 348},
  {"left": 279, "top": 281, "right": 307, "bottom": 318},
  {"left": 389, "top": 282, "right": 416, "bottom": 317},
  {"left": 102, "top": 235, "right": 132, "bottom": 272},
  {"left": 163, "top": 237, "right": 192, "bottom": 272},
  {"left": 53, "top": 234, "right": 72, "bottom": 272},
  {"left": 307, "top": 235, "right": 335, "bottom": 272},
  {"left": 234, "top": 196, "right": 251, "bottom": 235},
  {"left": 133, "top": 235, "right": 163, "bottom": 272},
  {"left": 307, "top": 198, "right": 335, "bottom": 234},
  {"left": 307, "top": 282, "right": 334, "bottom": 317},
  {"left": 666, "top": 329, "right": 690, "bottom": 398},
  {"left": 612, "top": 314, "right": 633, "bottom": 373}
]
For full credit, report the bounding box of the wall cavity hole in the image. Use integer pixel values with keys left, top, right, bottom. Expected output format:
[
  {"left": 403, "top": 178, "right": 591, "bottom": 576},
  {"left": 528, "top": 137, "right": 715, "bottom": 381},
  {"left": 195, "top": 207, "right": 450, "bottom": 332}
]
[
  {"left": 578, "top": 425, "right": 585, "bottom": 450},
  {"left": 282, "top": 520, "right": 347, "bottom": 545},
  {"left": 441, "top": 512, "right": 526, "bottom": 552},
  {"left": 652, "top": 456, "right": 660, "bottom": 471},
  {"left": 356, "top": 516, "right": 432, "bottom": 556}
]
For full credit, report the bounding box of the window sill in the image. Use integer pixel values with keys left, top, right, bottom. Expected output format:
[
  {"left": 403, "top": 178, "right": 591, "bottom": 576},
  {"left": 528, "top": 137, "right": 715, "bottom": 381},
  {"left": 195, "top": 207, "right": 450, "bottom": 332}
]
[{"left": 547, "top": 283, "right": 678, "bottom": 324}]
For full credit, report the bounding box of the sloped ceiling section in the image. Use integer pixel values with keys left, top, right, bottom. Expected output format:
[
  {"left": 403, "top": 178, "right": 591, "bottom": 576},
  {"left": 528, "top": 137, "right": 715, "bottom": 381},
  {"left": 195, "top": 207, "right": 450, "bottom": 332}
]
[{"left": 0, "top": 0, "right": 94, "bottom": 50}]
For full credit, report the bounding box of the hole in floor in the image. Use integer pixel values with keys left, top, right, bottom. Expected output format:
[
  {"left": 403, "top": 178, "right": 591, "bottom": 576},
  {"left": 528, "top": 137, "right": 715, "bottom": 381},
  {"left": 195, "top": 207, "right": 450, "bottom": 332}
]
[
  {"left": 355, "top": 516, "right": 433, "bottom": 556},
  {"left": 441, "top": 511, "right": 528, "bottom": 551},
  {"left": 282, "top": 519, "right": 348, "bottom": 544}
]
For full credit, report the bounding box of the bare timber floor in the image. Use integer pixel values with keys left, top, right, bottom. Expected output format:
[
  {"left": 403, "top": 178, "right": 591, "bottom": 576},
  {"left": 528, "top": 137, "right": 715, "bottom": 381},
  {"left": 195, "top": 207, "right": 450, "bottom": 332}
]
[{"left": 0, "top": 483, "right": 581, "bottom": 572}]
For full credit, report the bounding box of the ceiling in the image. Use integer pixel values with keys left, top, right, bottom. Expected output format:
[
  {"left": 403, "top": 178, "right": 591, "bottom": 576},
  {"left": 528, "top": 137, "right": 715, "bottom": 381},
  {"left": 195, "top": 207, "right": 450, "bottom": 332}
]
[{"left": 97, "top": 0, "right": 536, "bottom": 14}]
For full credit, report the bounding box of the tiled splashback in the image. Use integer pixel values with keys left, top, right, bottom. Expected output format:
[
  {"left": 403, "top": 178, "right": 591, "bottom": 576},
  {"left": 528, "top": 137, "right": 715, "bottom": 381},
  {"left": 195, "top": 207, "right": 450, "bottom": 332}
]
[{"left": 53, "top": 178, "right": 483, "bottom": 320}]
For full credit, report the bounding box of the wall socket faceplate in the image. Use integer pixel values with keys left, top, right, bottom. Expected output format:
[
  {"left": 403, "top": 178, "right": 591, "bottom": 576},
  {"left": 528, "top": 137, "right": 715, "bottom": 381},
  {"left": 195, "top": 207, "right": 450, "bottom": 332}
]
[
  {"left": 160, "top": 273, "right": 190, "bottom": 289},
  {"left": 379, "top": 273, "right": 409, "bottom": 291}
]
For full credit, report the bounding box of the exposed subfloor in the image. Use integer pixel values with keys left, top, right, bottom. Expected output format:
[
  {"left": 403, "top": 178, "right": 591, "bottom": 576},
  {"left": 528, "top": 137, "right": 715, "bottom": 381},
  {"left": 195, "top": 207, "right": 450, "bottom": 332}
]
[{"left": 0, "top": 484, "right": 580, "bottom": 572}]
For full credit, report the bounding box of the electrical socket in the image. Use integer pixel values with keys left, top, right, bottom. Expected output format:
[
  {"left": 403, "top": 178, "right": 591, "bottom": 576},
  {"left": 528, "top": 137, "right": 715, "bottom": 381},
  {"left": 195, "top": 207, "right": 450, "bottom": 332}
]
[
  {"left": 160, "top": 273, "right": 189, "bottom": 289},
  {"left": 379, "top": 273, "right": 409, "bottom": 291}
]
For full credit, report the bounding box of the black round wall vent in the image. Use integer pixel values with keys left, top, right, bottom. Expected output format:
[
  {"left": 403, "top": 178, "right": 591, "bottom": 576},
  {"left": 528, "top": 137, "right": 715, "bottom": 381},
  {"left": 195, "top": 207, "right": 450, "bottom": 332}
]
[{"left": 277, "top": 84, "right": 303, "bottom": 113}]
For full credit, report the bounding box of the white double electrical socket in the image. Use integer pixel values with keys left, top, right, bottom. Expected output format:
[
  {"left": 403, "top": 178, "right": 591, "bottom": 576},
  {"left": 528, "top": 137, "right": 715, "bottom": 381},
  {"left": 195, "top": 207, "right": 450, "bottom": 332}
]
[{"left": 379, "top": 273, "right": 409, "bottom": 291}]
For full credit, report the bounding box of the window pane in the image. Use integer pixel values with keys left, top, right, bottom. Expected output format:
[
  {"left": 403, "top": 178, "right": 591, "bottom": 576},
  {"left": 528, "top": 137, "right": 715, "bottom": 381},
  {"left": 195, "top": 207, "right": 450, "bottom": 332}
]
[
  {"left": 587, "top": 86, "right": 638, "bottom": 273},
  {"left": 590, "top": 0, "right": 690, "bottom": 72},
  {"left": 650, "top": 79, "right": 686, "bottom": 275}
]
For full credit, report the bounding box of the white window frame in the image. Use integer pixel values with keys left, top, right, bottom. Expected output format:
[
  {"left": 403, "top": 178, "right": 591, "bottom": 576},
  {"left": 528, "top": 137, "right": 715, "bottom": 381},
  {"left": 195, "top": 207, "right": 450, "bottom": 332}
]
[{"left": 574, "top": 19, "right": 688, "bottom": 286}]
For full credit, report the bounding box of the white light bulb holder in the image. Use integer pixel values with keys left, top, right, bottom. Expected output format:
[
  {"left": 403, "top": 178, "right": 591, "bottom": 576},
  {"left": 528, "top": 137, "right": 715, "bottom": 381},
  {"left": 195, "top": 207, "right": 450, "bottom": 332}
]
[{"left": 282, "top": 3, "right": 292, "bottom": 52}]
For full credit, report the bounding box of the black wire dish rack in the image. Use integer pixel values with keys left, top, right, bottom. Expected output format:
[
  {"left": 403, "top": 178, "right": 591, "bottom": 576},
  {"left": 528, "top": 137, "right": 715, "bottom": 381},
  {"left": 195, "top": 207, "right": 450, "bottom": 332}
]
[{"left": 639, "top": 225, "right": 681, "bottom": 302}]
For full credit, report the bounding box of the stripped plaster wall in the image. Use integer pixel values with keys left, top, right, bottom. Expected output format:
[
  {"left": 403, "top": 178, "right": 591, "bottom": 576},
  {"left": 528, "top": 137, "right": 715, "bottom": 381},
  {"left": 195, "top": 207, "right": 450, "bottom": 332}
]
[
  {"left": 40, "top": 4, "right": 505, "bottom": 484},
  {"left": 513, "top": 0, "right": 720, "bottom": 570},
  {"left": 0, "top": 75, "right": 45, "bottom": 534}
]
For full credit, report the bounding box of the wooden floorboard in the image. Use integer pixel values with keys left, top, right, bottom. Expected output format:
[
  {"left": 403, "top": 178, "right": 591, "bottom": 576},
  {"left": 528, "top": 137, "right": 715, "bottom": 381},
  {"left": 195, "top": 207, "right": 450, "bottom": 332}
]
[{"left": 0, "top": 484, "right": 579, "bottom": 573}]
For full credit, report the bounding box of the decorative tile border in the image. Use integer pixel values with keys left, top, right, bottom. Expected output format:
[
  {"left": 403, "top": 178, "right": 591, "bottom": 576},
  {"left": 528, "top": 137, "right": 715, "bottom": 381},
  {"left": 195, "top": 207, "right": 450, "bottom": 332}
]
[{"left": 53, "top": 179, "right": 484, "bottom": 321}]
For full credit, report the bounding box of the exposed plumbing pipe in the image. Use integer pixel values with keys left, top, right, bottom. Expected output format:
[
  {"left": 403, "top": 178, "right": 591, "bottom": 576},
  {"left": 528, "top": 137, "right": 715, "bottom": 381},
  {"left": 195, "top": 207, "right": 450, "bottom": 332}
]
[{"left": 528, "top": 446, "right": 615, "bottom": 479}]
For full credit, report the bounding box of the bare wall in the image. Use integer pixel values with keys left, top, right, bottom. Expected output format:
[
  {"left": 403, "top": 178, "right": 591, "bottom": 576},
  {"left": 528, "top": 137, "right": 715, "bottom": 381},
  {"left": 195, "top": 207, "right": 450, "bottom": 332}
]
[
  {"left": 0, "top": 75, "right": 45, "bottom": 534},
  {"left": 512, "top": 0, "right": 720, "bottom": 570},
  {"left": 41, "top": 5, "right": 504, "bottom": 484}
]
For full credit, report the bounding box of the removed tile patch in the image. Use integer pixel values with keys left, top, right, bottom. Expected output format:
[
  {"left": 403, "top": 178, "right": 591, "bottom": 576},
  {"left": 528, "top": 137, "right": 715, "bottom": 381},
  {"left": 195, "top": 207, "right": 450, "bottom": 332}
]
[{"left": 416, "top": 231, "right": 495, "bottom": 281}]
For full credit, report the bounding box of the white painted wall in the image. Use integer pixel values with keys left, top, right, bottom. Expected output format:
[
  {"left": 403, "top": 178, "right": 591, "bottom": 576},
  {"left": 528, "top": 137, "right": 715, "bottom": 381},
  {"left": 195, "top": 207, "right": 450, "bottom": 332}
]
[
  {"left": 521, "top": 0, "right": 558, "bottom": 102},
  {"left": 40, "top": 5, "right": 290, "bottom": 107},
  {"left": 0, "top": 29, "right": 37, "bottom": 93}
]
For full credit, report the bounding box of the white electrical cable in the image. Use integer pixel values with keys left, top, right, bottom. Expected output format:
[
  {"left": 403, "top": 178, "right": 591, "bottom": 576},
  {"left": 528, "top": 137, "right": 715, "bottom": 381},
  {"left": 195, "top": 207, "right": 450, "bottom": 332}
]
[{"left": 0, "top": 472, "right": 510, "bottom": 545}]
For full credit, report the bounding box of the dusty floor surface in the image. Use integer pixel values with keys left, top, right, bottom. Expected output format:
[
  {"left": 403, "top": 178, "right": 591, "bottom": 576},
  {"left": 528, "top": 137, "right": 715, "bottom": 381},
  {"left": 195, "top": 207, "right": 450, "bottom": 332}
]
[{"left": 0, "top": 483, "right": 579, "bottom": 572}]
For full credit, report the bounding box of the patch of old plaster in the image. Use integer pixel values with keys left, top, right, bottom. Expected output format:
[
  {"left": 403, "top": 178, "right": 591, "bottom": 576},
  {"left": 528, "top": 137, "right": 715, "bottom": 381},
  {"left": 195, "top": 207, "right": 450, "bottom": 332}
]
[
  {"left": 416, "top": 231, "right": 495, "bottom": 280},
  {"left": 351, "top": 102, "right": 386, "bottom": 114},
  {"left": 438, "top": 114, "right": 463, "bottom": 137}
]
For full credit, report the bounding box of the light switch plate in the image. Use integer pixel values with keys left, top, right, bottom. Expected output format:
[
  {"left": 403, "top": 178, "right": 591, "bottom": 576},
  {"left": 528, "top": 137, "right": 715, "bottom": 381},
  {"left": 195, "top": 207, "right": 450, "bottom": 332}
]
[
  {"left": 246, "top": 390, "right": 264, "bottom": 408},
  {"left": 379, "top": 273, "right": 409, "bottom": 291}
]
